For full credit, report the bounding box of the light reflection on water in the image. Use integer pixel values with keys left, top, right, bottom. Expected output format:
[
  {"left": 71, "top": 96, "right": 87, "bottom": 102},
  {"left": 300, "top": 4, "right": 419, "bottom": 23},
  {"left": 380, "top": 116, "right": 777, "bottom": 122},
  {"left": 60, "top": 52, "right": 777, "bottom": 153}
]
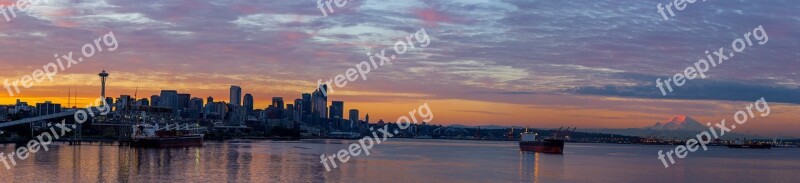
[{"left": 0, "top": 139, "right": 798, "bottom": 182}]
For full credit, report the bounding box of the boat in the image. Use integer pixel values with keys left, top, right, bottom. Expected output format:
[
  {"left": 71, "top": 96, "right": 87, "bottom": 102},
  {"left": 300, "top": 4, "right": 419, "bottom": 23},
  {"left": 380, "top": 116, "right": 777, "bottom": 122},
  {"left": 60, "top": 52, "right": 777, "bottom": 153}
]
[
  {"left": 130, "top": 123, "right": 203, "bottom": 148},
  {"left": 727, "top": 139, "right": 770, "bottom": 149},
  {"left": 519, "top": 131, "right": 564, "bottom": 154}
]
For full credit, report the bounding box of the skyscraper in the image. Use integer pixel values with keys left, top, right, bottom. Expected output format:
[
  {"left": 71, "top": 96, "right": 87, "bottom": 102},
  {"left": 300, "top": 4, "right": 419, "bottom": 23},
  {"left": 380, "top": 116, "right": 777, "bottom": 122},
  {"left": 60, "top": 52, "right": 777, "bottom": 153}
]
[
  {"left": 272, "top": 97, "right": 284, "bottom": 110},
  {"left": 116, "top": 95, "right": 132, "bottom": 111},
  {"left": 294, "top": 99, "right": 303, "bottom": 112},
  {"left": 138, "top": 98, "right": 150, "bottom": 106},
  {"left": 190, "top": 97, "right": 204, "bottom": 111},
  {"left": 349, "top": 109, "right": 359, "bottom": 123},
  {"left": 312, "top": 85, "right": 328, "bottom": 119},
  {"left": 159, "top": 90, "right": 179, "bottom": 112},
  {"left": 150, "top": 95, "right": 160, "bottom": 107},
  {"left": 230, "top": 85, "right": 242, "bottom": 106},
  {"left": 105, "top": 97, "right": 114, "bottom": 111},
  {"left": 36, "top": 101, "right": 61, "bottom": 116},
  {"left": 190, "top": 97, "right": 204, "bottom": 118},
  {"left": 302, "top": 93, "right": 312, "bottom": 114},
  {"left": 178, "top": 93, "right": 191, "bottom": 110},
  {"left": 207, "top": 96, "right": 214, "bottom": 105},
  {"left": 330, "top": 101, "right": 344, "bottom": 119},
  {"left": 243, "top": 94, "right": 254, "bottom": 115}
]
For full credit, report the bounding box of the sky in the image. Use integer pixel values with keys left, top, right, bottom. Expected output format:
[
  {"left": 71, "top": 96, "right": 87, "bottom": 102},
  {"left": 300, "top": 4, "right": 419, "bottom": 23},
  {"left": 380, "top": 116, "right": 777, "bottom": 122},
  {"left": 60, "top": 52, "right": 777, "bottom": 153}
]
[{"left": 0, "top": 0, "right": 798, "bottom": 137}]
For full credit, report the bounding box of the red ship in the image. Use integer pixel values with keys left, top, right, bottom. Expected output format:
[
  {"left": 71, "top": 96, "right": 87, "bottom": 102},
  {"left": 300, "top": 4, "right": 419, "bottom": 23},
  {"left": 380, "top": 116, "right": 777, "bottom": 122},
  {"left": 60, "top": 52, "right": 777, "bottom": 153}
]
[
  {"left": 519, "top": 127, "right": 574, "bottom": 154},
  {"left": 130, "top": 123, "right": 204, "bottom": 148}
]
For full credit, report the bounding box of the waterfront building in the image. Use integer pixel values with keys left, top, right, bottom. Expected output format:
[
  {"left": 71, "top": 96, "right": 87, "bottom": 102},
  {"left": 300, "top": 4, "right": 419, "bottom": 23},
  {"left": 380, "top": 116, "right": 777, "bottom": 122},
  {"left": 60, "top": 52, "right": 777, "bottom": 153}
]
[{"left": 35, "top": 101, "right": 61, "bottom": 116}]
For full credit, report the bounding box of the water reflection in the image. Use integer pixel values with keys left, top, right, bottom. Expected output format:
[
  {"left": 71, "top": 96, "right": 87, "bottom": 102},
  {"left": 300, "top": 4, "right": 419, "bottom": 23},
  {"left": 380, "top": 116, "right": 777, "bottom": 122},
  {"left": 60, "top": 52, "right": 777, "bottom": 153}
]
[
  {"left": 1, "top": 140, "right": 799, "bottom": 182},
  {"left": 519, "top": 152, "right": 539, "bottom": 182}
]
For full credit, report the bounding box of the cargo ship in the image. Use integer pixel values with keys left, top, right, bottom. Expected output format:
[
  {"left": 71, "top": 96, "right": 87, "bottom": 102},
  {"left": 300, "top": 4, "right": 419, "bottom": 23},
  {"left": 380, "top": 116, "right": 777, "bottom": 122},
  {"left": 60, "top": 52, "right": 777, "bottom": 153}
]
[
  {"left": 130, "top": 123, "right": 203, "bottom": 148},
  {"left": 519, "top": 132, "right": 564, "bottom": 154}
]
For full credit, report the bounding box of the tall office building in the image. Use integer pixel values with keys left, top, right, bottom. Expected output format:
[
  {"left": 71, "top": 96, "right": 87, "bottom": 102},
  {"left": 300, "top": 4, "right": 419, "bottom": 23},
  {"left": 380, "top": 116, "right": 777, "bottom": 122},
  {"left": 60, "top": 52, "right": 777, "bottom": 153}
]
[
  {"left": 311, "top": 85, "right": 328, "bottom": 119},
  {"left": 190, "top": 97, "right": 204, "bottom": 118},
  {"left": 330, "top": 101, "right": 344, "bottom": 119},
  {"left": 105, "top": 97, "right": 114, "bottom": 111},
  {"left": 207, "top": 96, "right": 214, "bottom": 105},
  {"left": 116, "top": 95, "right": 132, "bottom": 111},
  {"left": 178, "top": 93, "right": 191, "bottom": 110},
  {"left": 35, "top": 101, "right": 61, "bottom": 116},
  {"left": 294, "top": 98, "right": 304, "bottom": 122},
  {"left": 349, "top": 109, "right": 359, "bottom": 123},
  {"left": 302, "top": 93, "right": 312, "bottom": 114},
  {"left": 272, "top": 97, "right": 284, "bottom": 110},
  {"left": 138, "top": 98, "right": 150, "bottom": 106},
  {"left": 159, "top": 90, "right": 179, "bottom": 111},
  {"left": 294, "top": 99, "right": 303, "bottom": 112},
  {"left": 190, "top": 97, "right": 204, "bottom": 111},
  {"left": 230, "top": 85, "right": 242, "bottom": 106},
  {"left": 150, "top": 95, "right": 160, "bottom": 107},
  {"left": 243, "top": 94, "right": 254, "bottom": 115}
]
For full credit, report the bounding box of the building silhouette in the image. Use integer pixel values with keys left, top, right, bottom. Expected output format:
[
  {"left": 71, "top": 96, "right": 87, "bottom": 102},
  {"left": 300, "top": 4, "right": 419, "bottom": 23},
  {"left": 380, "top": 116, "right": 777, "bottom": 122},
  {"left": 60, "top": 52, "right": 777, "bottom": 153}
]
[
  {"left": 330, "top": 101, "right": 343, "bottom": 119},
  {"left": 230, "top": 85, "right": 242, "bottom": 106},
  {"left": 244, "top": 94, "right": 254, "bottom": 115}
]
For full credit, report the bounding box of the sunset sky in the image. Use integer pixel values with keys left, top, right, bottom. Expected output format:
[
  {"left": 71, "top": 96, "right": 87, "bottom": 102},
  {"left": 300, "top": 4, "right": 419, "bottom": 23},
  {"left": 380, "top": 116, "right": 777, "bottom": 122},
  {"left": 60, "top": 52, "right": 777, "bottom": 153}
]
[{"left": 0, "top": 0, "right": 798, "bottom": 137}]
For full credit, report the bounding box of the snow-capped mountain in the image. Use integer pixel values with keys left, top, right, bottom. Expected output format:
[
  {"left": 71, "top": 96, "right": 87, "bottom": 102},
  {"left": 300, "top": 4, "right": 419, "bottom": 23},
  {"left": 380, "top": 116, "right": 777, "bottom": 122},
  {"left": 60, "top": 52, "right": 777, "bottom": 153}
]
[{"left": 647, "top": 115, "right": 706, "bottom": 131}]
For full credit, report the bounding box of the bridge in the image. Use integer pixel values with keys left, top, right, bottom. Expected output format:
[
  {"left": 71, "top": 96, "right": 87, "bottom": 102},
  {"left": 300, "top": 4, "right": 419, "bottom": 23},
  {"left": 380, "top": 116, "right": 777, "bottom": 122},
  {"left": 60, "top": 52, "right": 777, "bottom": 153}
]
[{"left": 0, "top": 108, "right": 103, "bottom": 128}]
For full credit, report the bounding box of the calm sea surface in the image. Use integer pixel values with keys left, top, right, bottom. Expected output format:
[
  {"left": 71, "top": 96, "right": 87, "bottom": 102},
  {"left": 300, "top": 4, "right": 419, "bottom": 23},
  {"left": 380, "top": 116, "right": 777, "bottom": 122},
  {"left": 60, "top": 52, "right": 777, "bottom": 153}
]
[{"left": 0, "top": 139, "right": 798, "bottom": 183}]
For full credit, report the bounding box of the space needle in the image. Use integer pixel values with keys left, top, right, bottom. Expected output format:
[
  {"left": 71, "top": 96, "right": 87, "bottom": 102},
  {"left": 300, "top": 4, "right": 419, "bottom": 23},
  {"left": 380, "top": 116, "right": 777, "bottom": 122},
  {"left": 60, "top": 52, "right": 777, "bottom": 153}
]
[{"left": 99, "top": 70, "right": 109, "bottom": 99}]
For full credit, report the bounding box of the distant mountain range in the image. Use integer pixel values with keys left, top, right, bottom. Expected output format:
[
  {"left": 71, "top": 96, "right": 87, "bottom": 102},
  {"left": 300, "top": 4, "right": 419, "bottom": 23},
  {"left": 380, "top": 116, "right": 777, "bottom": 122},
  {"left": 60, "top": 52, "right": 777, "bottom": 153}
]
[
  {"left": 582, "top": 115, "right": 756, "bottom": 139},
  {"left": 648, "top": 115, "right": 706, "bottom": 131},
  {"left": 448, "top": 115, "right": 766, "bottom": 139}
]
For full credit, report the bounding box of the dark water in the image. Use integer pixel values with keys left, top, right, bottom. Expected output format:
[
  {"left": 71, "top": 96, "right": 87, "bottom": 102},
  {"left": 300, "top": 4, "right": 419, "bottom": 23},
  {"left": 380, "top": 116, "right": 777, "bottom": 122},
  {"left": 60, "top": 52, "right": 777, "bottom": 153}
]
[{"left": 0, "top": 139, "right": 798, "bottom": 182}]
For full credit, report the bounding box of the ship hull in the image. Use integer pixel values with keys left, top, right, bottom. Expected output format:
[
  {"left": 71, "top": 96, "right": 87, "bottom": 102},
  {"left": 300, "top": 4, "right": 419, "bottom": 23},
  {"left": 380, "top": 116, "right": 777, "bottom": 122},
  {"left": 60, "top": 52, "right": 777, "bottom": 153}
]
[
  {"left": 131, "top": 135, "right": 203, "bottom": 148},
  {"left": 520, "top": 139, "right": 564, "bottom": 154}
]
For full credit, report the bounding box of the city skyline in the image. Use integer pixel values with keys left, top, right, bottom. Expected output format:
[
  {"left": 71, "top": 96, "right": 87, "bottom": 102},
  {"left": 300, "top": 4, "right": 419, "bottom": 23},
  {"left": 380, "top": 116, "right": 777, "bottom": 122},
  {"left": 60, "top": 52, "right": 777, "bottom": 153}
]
[{"left": 0, "top": 0, "right": 799, "bottom": 137}]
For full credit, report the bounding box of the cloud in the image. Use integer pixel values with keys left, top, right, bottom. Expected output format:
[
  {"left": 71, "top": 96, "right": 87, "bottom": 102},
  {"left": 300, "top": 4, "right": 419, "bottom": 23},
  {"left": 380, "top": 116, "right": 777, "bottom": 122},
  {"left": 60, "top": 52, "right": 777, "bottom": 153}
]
[
  {"left": 454, "top": 110, "right": 512, "bottom": 116},
  {"left": 570, "top": 73, "right": 800, "bottom": 104}
]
